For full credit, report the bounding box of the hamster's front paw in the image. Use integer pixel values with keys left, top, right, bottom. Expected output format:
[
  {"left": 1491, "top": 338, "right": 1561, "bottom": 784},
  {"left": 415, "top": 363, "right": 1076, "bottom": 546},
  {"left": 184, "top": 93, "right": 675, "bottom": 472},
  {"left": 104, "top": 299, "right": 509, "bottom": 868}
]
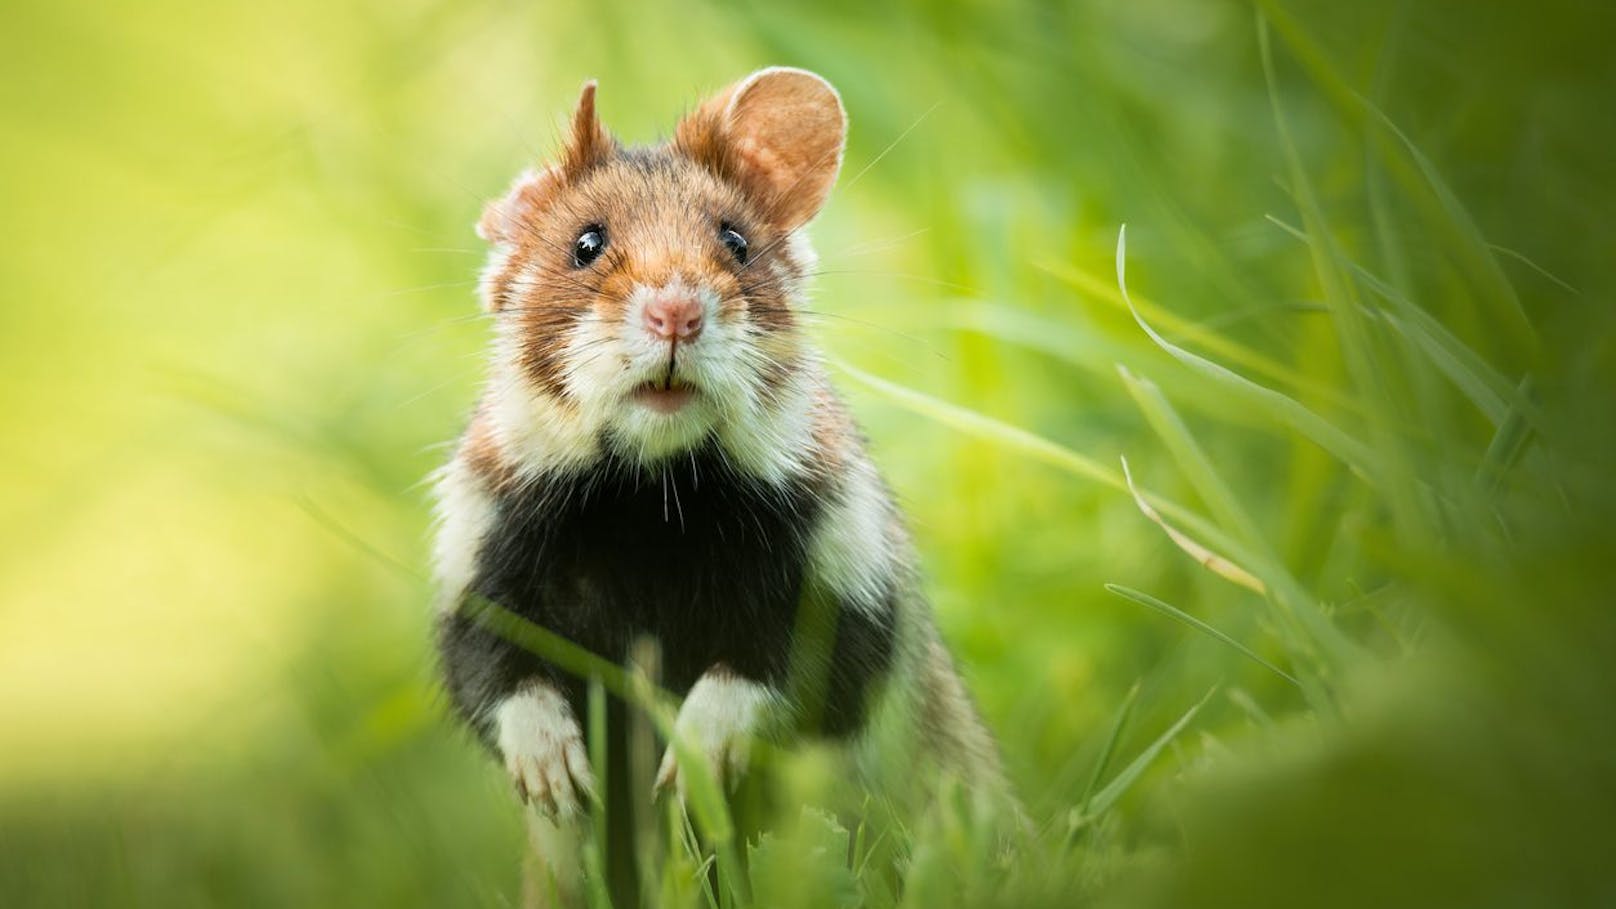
[
  {"left": 654, "top": 670, "right": 778, "bottom": 800},
  {"left": 495, "top": 684, "right": 597, "bottom": 819}
]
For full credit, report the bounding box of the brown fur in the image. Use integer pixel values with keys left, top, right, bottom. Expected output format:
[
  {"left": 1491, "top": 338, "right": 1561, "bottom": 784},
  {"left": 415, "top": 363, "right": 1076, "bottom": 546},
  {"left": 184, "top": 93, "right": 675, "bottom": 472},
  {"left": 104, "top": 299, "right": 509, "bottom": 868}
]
[{"left": 459, "top": 406, "right": 515, "bottom": 492}]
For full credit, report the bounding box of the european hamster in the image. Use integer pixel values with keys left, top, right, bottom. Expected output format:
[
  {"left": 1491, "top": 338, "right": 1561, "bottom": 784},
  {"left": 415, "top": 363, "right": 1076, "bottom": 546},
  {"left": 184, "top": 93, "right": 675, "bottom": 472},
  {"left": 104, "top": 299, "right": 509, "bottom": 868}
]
[{"left": 430, "top": 67, "right": 1004, "bottom": 903}]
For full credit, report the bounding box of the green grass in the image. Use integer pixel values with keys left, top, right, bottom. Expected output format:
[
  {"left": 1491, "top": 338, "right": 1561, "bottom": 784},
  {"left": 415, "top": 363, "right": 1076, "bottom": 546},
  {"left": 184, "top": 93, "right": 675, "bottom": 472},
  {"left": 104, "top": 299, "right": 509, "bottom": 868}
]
[{"left": 2, "top": 0, "right": 1614, "bottom": 906}]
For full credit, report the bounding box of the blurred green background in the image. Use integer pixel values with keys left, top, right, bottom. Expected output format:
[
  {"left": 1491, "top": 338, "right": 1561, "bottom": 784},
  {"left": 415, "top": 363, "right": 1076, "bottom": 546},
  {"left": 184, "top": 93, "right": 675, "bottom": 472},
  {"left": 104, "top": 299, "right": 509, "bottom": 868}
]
[{"left": 2, "top": 0, "right": 1613, "bottom": 905}]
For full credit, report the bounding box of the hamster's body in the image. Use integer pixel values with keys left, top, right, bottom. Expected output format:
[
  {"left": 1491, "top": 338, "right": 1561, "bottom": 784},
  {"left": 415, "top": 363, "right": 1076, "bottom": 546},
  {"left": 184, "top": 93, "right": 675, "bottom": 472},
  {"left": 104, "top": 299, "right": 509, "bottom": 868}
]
[{"left": 430, "top": 68, "right": 1003, "bottom": 906}]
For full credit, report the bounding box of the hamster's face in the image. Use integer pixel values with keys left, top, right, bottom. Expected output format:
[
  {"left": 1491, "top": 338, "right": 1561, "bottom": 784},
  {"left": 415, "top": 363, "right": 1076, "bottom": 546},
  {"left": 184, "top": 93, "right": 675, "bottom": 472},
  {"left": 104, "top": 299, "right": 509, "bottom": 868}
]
[{"left": 477, "top": 69, "right": 845, "bottom": 466}]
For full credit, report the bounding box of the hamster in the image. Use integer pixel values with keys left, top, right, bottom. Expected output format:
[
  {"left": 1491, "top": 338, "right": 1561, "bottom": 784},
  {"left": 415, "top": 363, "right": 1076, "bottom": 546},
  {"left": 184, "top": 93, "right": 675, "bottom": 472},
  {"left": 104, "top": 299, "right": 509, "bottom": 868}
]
[{"left": 430, "top": 67, "right": 1005, "bottom": 904}]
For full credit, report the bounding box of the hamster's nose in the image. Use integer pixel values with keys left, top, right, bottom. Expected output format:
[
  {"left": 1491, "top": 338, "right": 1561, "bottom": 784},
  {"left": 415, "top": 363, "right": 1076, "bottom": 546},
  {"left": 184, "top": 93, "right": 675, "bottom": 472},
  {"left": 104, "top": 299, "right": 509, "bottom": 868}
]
[{"left": 643, "top": 293, "right": 704, "bottom": 342}]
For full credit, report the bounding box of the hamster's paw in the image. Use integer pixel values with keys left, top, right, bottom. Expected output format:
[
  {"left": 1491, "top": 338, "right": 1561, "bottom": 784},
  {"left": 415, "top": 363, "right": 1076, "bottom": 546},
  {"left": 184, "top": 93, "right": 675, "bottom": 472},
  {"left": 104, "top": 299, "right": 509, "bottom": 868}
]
[
  {"left": 654, "top": 719, "right": 752, "bottom": 801},
  {"left": 495, "top": 684, "right": 597, "bottom": 819},
  {"left": 654, "top": 670, "right": 778, "bottom": 800}
]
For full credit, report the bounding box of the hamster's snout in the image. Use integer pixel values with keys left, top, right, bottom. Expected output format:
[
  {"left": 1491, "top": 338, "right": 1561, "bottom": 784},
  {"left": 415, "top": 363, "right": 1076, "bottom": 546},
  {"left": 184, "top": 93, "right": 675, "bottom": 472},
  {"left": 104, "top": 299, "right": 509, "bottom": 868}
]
[{"left": 642, "top": 292, "right": 704, "bottom": 344}]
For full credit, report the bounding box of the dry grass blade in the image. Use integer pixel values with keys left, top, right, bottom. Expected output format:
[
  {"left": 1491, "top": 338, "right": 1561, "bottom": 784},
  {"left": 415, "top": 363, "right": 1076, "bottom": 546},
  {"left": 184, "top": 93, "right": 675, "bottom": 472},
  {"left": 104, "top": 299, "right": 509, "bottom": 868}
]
[{"left": 1120, "top": 455, "right": 1266, "bottom": 594}]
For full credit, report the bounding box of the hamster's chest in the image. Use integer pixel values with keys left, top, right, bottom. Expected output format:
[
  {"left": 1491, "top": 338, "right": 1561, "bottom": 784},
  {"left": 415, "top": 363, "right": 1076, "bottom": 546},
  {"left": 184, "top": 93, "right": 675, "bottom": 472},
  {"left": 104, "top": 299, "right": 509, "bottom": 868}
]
[{"left": 471, "top": 448, "right": 823, "bottom": 684}]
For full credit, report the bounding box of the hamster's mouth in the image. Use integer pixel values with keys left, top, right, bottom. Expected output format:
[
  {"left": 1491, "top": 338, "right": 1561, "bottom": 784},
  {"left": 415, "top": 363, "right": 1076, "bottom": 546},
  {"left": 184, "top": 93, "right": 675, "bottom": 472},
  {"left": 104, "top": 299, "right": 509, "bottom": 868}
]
[{"left": 631, "top": 379, "right": 699, "bottom": 415}]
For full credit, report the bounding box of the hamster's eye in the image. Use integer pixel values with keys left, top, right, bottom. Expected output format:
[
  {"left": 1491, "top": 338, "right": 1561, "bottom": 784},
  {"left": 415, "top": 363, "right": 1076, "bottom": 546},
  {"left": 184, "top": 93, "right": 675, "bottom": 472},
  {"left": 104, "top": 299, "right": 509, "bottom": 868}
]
[
  {"left": 719, "top": 223, "right": 749, "bottom": 265},
  {"left": 573, "top": 226, "right": 606, "bottom": 268}
]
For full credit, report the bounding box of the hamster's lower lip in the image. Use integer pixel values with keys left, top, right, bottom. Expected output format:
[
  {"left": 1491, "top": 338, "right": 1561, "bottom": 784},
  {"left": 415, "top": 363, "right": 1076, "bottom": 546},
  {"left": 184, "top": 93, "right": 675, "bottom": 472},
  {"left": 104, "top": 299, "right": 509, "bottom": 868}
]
[{"left": 632, "top": 383, "right": 697, "bottom": 414}]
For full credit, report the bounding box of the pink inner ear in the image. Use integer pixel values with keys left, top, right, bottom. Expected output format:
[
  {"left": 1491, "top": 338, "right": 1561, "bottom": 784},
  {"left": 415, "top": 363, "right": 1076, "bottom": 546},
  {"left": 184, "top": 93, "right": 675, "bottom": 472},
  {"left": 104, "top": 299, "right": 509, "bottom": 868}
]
[
  {"left": 678, "top": 68, "right": 846, "bottom": 230},
  {"left": 725, "top": 70, "right": 845, "bottom": 227}
]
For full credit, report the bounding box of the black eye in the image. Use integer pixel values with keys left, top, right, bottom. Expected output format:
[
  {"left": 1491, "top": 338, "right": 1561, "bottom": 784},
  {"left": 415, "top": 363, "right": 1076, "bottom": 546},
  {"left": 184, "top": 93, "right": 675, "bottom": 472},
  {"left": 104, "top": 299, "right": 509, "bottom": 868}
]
[
  {"left": 719, "top": 223, "right": 749, "bottom": 264},
  {"left": 573, "top": 226, "right": 606, "bottom": 268}
]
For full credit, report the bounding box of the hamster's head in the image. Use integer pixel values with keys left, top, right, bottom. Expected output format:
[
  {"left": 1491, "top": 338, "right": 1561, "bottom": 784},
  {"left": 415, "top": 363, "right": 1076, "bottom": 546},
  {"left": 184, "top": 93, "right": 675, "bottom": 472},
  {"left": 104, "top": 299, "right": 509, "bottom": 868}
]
[{"left": 477, "top": 68, "right": 845, "bottom": 469}]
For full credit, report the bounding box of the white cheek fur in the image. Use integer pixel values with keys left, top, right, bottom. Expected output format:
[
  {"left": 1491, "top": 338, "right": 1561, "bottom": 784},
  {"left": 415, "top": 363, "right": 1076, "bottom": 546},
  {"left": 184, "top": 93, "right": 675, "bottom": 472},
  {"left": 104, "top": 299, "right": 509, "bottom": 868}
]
[
  {"left": 477, "top": 245, "right": 515, "bottom": 313},
  {"left": 487, "top": 346, "right": 599, "bottom": 478},
  {"left": 715, "top": 362, "right": 816, "bottom": 484}
]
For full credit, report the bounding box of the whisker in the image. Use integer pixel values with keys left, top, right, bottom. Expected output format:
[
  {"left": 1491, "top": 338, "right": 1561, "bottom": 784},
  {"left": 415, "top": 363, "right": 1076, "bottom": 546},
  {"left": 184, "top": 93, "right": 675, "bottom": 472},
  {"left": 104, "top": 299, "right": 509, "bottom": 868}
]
[{"left": 841, "top": 102, "right": 940, "bottom": 191}]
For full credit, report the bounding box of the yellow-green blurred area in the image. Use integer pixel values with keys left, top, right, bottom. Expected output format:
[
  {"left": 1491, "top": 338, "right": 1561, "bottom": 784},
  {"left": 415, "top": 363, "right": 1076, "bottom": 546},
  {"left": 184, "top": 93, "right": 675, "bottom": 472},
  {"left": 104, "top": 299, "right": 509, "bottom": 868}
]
[{"left": 2, "top": 0, "right": 1614, "bottom": 905}]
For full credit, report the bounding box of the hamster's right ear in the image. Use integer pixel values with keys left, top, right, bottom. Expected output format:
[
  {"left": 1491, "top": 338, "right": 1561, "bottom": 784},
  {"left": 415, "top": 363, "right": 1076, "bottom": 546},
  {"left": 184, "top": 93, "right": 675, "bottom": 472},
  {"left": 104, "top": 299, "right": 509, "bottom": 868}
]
[{"left": 476, "top": 81, "right": 617, "bottom": 245}]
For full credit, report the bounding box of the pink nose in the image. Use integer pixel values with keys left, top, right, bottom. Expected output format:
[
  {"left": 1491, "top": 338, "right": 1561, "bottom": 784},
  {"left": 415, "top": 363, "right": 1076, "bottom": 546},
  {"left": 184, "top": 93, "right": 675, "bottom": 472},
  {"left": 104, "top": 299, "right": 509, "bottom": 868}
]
[{"left": 643, "top": 294, "right": 704, "bottom": 342}]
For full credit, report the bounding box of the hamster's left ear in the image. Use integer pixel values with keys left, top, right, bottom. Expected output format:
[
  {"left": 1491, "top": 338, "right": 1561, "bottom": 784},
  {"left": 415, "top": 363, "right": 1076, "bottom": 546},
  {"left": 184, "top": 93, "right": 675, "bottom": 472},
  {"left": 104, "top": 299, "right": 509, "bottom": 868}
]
[{"left": 675, "top": 67, "right": 846, "bottom": 230}]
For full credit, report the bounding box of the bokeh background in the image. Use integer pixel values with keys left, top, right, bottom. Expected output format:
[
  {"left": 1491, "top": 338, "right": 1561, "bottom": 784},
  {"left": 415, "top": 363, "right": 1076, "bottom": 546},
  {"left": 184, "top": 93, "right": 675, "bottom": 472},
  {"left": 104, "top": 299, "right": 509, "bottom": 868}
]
[{"left": 2, "top": 0, "right": 1613, "bottom": 905}]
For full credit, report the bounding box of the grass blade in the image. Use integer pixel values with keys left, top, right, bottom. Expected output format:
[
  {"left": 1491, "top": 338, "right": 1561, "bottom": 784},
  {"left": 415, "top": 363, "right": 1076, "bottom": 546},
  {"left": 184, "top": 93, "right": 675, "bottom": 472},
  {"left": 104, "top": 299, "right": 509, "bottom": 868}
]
[
  {"left": 1105, "top": 584, "right": 1300, "bottom": 688},
  {"left": 1035, "top": 257, "right": 1340, "bottom": 405},
  {"left": 1358, "top": 98, "right": 1537, "bottom": 352},
  {"left": 1120, "top": 455, "right": 1266, "bottom": 594},
  {"left": 833, "top": 357, "right": 1232, "bottom": 550},
  {"left": 1266, "top": 213, "right": 1543, "bottom": 433},
  {"left": 583, "top": 677, "right": 613, "bottom": 909},
  {"left": 1117, "top": 363, "right": 1359, "bottom": 686},
  {"left": 1076, "top": 683, "right": 1141, "bottom": 817},
  {"left": 1076, "top": 688, "right": 1215, "bottom": 825},
  {"left": 1116, "top": 224, "right": 1380, "bottom": 486}
]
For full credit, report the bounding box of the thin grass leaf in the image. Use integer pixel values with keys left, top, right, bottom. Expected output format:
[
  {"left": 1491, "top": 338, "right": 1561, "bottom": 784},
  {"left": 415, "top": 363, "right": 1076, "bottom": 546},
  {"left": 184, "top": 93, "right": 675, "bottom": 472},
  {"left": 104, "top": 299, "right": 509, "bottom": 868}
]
[
  {"left": 1488, "top": 243, "right": 1581, "bottom": 295},
  {"left": 1358, "top": 97, "right": 1537, "bottom": 351},
  {"left": 1116, "top": 363, "right": 1358, "bottom": 687},
  {"left": 1035, "top": 257, "right": 1344, "bottom": 407},
  {"left": 1120, "top": 454, "right": 1266, "bottom": 595},
  {"left": 1265, "top": 213, "right": 1544, "bottom": 433},
  {"left": 1256, "top": 0, "right": 1537, "bottom": 356},
  {"left": 1105, "top": 584, "right": 1301, "bottom": 687},
  {"left": 1477, "top": 377, "right": 1537, "bottom": 492},
  {"left": 583, "top": 677, "right": 613, "bottom": 909},
  {"left": 835, "top": 358, "right": 1114, "bottom": 488},
  {"left": 1260, "top": 14, "right": 1433, "bottom": 545},
  {"left": 675, "top": 807, "right": 722, "bottom": 909},
  {"left": 833, "top": 357, "right": 1231, "bottom": 549},
  {"left": 1077, "top": 683, "right": 1140, "bottom": 816},
  {"left": 1075, "top": 688, "right": 1215, "bottom": 826},
  {"left": 1116, "top": 224, "right": 1381, "bottom": 485},
  {"left": 950, "top": 301, "right": 1345, "bottom": 431}
]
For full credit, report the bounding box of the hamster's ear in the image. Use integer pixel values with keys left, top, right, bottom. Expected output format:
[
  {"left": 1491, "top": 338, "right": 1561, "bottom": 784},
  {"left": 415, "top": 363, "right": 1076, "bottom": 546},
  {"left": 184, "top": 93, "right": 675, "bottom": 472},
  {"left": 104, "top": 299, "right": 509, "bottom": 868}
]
[
  {"left": 477, "top": 81, "right": 616, "bottom": 245},
  {"left": 675, "top": 67, "right": 846, "bottom": 230},
  {"left": 476, "top": 166, "right": 561, "bottom": 245},
  {"left": 560, "top": 80, "right": 614, "bottom": 177}
]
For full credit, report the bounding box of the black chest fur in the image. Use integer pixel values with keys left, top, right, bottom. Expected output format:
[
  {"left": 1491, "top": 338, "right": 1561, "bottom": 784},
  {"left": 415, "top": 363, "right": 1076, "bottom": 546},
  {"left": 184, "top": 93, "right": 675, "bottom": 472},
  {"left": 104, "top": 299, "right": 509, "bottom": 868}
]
[{"left": 471, "top": 445, "right": 823, "bottom": 695}]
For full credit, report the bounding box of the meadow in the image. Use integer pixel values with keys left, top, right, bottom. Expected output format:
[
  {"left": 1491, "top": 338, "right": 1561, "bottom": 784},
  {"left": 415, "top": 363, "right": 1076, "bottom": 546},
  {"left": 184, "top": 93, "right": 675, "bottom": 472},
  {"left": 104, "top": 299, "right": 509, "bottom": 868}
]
[{"left": 1, "top": 0, "right": 1613, "bottom": 906}]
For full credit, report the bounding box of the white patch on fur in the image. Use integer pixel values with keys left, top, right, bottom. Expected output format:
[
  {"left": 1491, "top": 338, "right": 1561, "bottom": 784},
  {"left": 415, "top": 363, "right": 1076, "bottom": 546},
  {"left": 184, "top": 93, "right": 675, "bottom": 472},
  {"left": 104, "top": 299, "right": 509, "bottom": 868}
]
[
  {"left": 707, "top": 232, "right": 821, "bottom": 481},
  {"left": 784, "top": 230, "right": 818, "bottom": 286},
  {"left": 806, "top": 454, "right": 896, "bottom": 616},
  {"left": 494, "top": 683, "right": 596, "bottom": 819},
  {"left": 656, "top": 671, "right": 785, "bottom": 793},
  {"left": 429, "top": 455, "right": 495, "bottom": 613},
  {"left": 486, "top": 325, "right": 599, "bottom": 478},
  {"left": 477, "top": 245, "right": 514, "bottom": 312},
  {"left": 715, "top": 362, "right": 818, "bottom": 484}
]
